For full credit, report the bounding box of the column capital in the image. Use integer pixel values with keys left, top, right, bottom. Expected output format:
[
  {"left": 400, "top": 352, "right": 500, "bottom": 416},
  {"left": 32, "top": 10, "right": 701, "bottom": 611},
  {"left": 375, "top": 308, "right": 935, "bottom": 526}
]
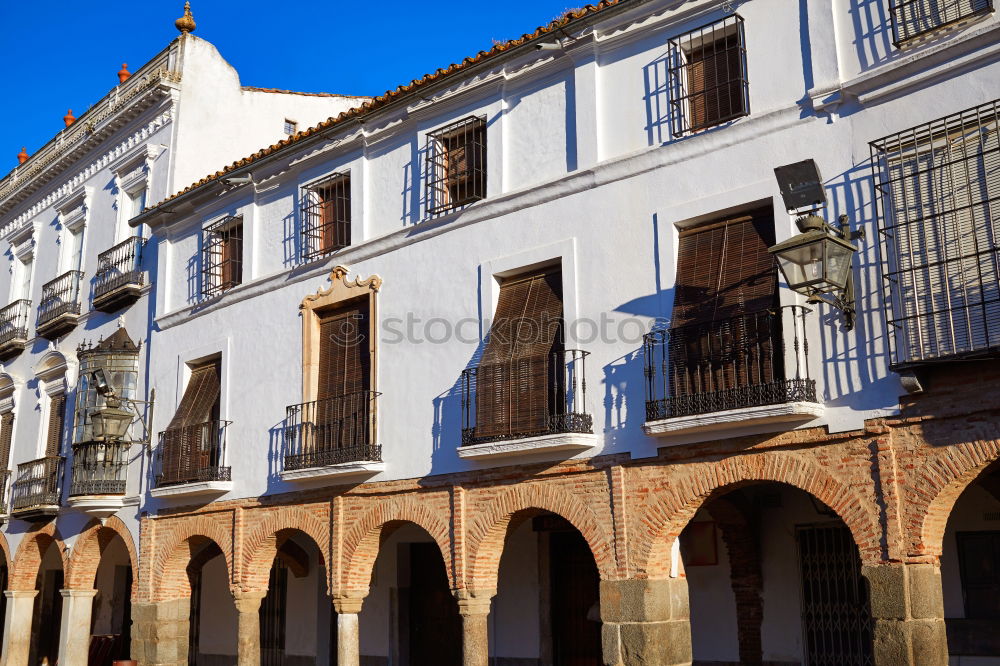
[
  {"left": 59, "top": 588, "right": 99, "bottom": 599},
  {"left": 453, "top": 588, "right": 495, "bottom": 616},
  {"left": 4, "top": 589, "right": 38, "bottom": 599},
  {"left": 333, "top": 595, "right": 365, "bottom": 614},
  {"left": 231, "top": 588, "right": 267, "bottom": 613}
]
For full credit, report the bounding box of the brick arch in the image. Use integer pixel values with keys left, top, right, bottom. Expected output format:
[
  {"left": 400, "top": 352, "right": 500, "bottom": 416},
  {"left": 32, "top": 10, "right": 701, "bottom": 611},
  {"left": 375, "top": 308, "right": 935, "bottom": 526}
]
[
  {"left": 151, "top": 516, "right": 234, "bottom": 602},
  {"left": 466, "top": 482, "right": 616, "bottom": 591},
  {"left": 10, "top": 523, "right": 69, "bottom": 591},
  {"left": 340, "top": 497, "right": 452, "bottom": 597},
  {"left": 66, "top": 517, "right": 139, "bottom": 593},
  {"left": 915, "top": 440, "right": 1000, "bottom": 559},
  {"left": 636, "top": 454, "right": 878, "bottom": 579},
  {"left": 0, "top": 529, "right": 11, "bottom": 578},
  {"left": 240, "top": 506, "right": 330, "bottom": 593}
]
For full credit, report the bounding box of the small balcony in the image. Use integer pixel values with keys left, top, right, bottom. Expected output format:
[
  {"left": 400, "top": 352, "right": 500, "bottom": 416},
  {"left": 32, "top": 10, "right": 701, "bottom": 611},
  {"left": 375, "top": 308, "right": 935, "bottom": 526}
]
[
  {"left": 66, "top": 442, "right": 129, "bottom": 519},
  {"left": 459, "top": 349, "right": 596, "bottom": 459},
  {"left": 10, "top": 456, "right": 64, "bottom": 521},
  {"left": 283, "top": 391, "right": 383, "bottom": 481},
  {"left": 37, "top": 270, "right": 84, "bottom": 339},
  {"left": 642, "top": 305, "right": 822, "bottom": 441},
  {"left": 151, "top": 420, "right": 232, "bottom": 498},
  {"left": 93, "top": 236, "right": 145, "bottom": 312},
  {"left": 0, "top": 299, "right": 31, "bottom": 360}
]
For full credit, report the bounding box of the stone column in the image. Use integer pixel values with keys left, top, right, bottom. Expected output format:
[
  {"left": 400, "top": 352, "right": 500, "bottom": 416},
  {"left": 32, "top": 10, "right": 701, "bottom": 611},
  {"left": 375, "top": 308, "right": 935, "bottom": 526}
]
[
  {"left": 233, "top": 590, "right": 267, "bottom": 666},
  {"left": 56, "top": 589, "right": 99, "bottom": 666},
  {"left": 862, "top": 563, "right": 948, "bottom": 666},
  {"left": 332, "top": 597, "right": 364, "bottom": 666},
  {"left": 454, "top": 589, "right": 494, "bottom": 666},
  {"left": 600, "top": 578, "right": 692, "bottom": 666},
  {"left": 1, "top": 590, "right": 38, "bottom": 666},
  {"left": 130, "top": 598, "right": 191, "bottom": 666}
]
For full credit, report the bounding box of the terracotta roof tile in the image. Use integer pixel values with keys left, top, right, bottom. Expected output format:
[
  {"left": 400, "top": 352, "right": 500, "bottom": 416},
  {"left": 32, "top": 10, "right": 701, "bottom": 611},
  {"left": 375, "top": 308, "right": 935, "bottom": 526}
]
[{"left": 241, "top": 86, "right": 369, "bottom": 99}]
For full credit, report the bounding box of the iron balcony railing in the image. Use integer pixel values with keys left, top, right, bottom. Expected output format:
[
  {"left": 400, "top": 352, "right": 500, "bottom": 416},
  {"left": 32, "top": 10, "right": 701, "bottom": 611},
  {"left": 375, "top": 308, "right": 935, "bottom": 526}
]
[
  {"left": 285, "top": 391, "right": 381, "bottom": 471},
  {"left": 0, "top": 299, "right": 31, "bottom": 346},
  {"left": 889, "top": 0, "right": 993, "bottom": 46},
  {"left": 643, "top": 305, "right": 816, "bottom": 420},
  {"left": 155, "top": 420, "right": 231, "bottom": 488},
  {"left": 0, "top": 470, "right": 9, "bottom": 515},
  {"left": 94, "top": 236, "right": 145, "bottom": 302},
  {"left": 37, "top": 270, "right": 84, "bottom": 327},
  {"left": 69, "top": 442, "right": 129, "bottom": 496},
  {"left": 461, "top": 349, "right": 592, "bottom": 446},
  {"left": 11, "top": 456, "right": 64, "bottom": 511}
]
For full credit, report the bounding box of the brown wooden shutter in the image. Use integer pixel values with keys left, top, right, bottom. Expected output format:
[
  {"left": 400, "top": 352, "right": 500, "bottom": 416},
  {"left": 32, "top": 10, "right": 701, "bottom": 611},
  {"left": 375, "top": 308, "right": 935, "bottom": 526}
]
[
  {"left": 163, "top": 361, "right": 221, "bottom": 483},
  {"left": 45, "top": 395, "right": 66, "bottom": 457},
  {"left": 318, "top": 176, "right": 350, "bottom": 253},
  {"left": 477, "top": 268, "right": 563, "bottom": 439},
  {"left": 687, "top": 33, "right": 743, "bottom": 130},
  {"left": 221, "top": 223, "right": 243, "bottom": 288},
  {"left": 315, "top": 300, "right": 371, "bottom": 451},
  {"left": 0, "top": 411, "right": 14, "bottom": 467}
]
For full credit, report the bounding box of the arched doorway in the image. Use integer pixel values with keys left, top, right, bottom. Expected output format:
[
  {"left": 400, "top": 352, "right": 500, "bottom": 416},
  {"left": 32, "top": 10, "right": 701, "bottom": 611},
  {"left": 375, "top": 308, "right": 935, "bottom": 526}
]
[
  {"left": 682, "top": 483, "right": 873, "bottom": 665},
  {"left": 186, "top": 540, "right": 238, "bottom": 664},
  {"left": 87, "top": 533, "right": 134, "bottom": 664},
  {"left": 28, "top": 537, "right": 65, "bottom": 665}
]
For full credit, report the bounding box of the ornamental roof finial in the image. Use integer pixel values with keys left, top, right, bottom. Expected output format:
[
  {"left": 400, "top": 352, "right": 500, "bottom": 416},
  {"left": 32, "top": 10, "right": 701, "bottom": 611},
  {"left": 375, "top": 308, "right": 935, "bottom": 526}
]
[
  {"left": 16, "top": 147, "right": 28, "bottom": 165},
  {"left": 175, "top": 2, "right": 196, "bottom": 34}
]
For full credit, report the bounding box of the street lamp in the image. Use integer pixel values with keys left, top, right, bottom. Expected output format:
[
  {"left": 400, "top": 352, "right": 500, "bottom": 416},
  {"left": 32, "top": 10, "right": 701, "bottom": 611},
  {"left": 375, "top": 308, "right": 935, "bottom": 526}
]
[
  {"left": 769, "top": 160, "right": 864, "bottom": 330},
  {"left": 91, "top": 395, "right": 133, "bottom": 441}
]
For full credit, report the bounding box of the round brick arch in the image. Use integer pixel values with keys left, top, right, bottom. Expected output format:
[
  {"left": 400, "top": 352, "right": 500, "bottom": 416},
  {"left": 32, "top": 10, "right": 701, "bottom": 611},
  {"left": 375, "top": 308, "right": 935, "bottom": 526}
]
[
  {"left": 466, "top": 482, "right": 616, "bottom": 591},
  {"left": 240, "top": 506, "right": 331, "bottom": 593},
  {"left": 65, "top": 517, "right": 139, "bottom": 593},
  {"left": 340, "top": 497, "right": 452, "bottom": 597},
  {"left": 636, "top": 454, "right": 880, "bottom": 579},
  {"left": 915, "top": 440, "right": 1000, "bottom": 559},
  {"left": 151, "top": 516, "right": 234, "bottom": 602},
  {"left": 0, "top": 529, "right": 11, "bottom": 579},
  {"left": 10, "top": 523, "right": 69, "bottom": 591}
]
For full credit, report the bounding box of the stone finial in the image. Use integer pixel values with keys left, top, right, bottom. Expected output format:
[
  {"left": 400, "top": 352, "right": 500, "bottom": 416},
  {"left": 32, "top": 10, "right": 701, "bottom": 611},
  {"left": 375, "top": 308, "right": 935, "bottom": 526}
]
[
  {"left": 63, "top": 109, "right": 76, "bottom": 127},
  {"left": 175, "top": 2, "right": 196, "bottom": 34},
  {"left": 16, "top": 147, "right": 28, "bottom": 165},
  {"left": 118, "top": 63, "right": 131, "bottom": 83}
]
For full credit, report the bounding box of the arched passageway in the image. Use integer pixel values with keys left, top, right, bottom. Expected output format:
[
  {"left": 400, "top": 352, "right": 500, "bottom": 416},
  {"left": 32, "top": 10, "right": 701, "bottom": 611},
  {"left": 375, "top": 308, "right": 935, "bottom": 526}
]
[{"left": 28, "top": 537, "right": 65, "bottom": 665}]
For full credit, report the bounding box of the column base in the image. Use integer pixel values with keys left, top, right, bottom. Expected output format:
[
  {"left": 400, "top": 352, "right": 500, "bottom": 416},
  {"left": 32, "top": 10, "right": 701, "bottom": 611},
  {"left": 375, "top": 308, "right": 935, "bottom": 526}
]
[
  {"left": 130, "top": 599, "right": 191, "bottom": 666},
  {"left": 600, "top": 578, "right": 692, "bottom": 666},
  {"left": 862, "top": 563, "right": 948, "bottom": 666}
]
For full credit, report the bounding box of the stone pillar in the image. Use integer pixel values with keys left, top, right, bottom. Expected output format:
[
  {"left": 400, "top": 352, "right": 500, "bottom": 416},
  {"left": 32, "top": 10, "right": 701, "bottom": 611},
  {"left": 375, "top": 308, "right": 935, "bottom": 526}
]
[
  {"left": 1, "top": 590, "right": 38, "bottom": 666},
  {"left": 130, "top": 598, "right": 191, "bottom": 666},
  {"left": 233, "top": 590, "right": 267, "bottom": 666},
  {"left": 454, "top": 589, "right": 494, "bottom": 666},
  {"left": 600, "top": 578, "right": 692, "bottom": 666},
  {"left": 57, "top": 589, "right": 99, "bottom": 666},
  {"left": 862, "top": 563, "right": 948, "bottom": 666},
  {"left": 332, "top": 597, "right": 364, "bottom": 666}
]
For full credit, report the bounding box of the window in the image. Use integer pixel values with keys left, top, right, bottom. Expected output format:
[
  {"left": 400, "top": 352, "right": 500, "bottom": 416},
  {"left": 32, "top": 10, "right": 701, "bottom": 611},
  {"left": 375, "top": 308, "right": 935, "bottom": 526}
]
[
  {"left": 13, "top": 256, "right": 32, "bottom": 303},
  {"left": 45, "top": 394, "right": 67, "bottom": 457},
  {"left": 889, "top": 0, "right": 993, "bottom": 46},
  {"left": 63, "top": 226, "right": 84, "bottom": 274},
  {"left": 870, "top": 100, "right": 1000, "bottom": 367},
  {"left": 0, "top": 411, "right": 12, "bottom": 470},
  {"left": 957, "top": 531, "right": 1000, "bottom": 619},
  {"left": 202, "top": 216, "right": 243, "bottom": 297},
  {"left": 668, "top": 15, "right": 749, "bottom": 137},
  {"left": 426, "top": 116, "right": 487, "bottom": 215},
  {"left": 302, "top": 173, "right": 351, "bottom": 261},
  {"left": 284, "top": 119, "right": 298, "bottom": 135},
  {"left": 126, "top": 186, "right": 146, "bottom": 222},
  {"left": 159, "top": 358, "right": 228, "bottom": 486}
]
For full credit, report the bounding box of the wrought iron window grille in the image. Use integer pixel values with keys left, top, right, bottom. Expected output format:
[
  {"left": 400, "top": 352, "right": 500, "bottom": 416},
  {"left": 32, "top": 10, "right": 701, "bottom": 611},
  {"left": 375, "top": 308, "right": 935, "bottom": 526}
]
[
  {"left": 202, "top": 216, "right": 243, "bottom": 298},
  {"left": 870, "top": 99, "right": 1000, "bottom": 369},
  {"left": 94, "top": 236, "right": 145, "bottom": 301},
  {"left": 155, "top": 420, "right": 232, "bottom": 487},
  {"left": 668, "top": 14, "right": 749, "bottom": 137},
  {"left": 284, "top": 391, "right": 380, "bottom": 471},
  {"left": 426, "top": 116, "right": 487, "bottom": 216},
  {"left": 301, "top": 172, "right": 351, "bottom": 261},
  {"left": 889, "top": 0, "right": 994, "bottom": 46}
]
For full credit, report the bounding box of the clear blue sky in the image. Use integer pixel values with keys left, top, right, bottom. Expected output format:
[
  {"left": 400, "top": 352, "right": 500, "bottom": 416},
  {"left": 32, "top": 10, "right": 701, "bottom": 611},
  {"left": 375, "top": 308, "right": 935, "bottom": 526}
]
[{"left": 0, "top": 0, "right": 579, "bottom": 165}]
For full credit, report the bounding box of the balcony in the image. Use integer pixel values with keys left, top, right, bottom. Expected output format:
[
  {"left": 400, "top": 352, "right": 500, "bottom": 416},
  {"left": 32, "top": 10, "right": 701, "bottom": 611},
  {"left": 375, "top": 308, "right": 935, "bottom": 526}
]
[
  {"left": 10, "top": 456, "right": 64, "bottom": 521},
  {"left": 37, "top": 270, "right": 84, "bottom": 339},
  {"left": 459, "top": 349, "right": 596, "bottom": 459},
  {"left": 151, "top": 420, "right": 232, "bottom": 498},
  {"left": 93, "top": 236, "right": 145, "bottom": 312},
  {"left": 0, "top": 299, "right": 31, "bottom": 360},
  {"left": 642, "top": 305, "right": 822, "bottom": 441},
  {"left": 66, "top": 442, "right": 129, "bottom": 519},
  {"left": 889, "top": 0, "right": 994, "bottom": 46},
  {"left": 283, "top": 391, "right": 383, "bottom": 481}
]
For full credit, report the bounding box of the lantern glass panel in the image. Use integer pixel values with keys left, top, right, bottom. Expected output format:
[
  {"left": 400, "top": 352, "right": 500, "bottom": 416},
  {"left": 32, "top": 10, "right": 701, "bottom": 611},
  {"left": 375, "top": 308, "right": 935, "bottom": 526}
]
[
  {"left": 824, "top": 239, "right": 855, "bottom": 291},
  {"left": 775, "top": 238, "right": 826, "bottom": 290}
]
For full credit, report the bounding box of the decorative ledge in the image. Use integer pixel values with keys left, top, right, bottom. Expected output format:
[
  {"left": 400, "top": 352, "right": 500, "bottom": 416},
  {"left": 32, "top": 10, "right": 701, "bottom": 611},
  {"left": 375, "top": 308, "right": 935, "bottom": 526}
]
[
  {"left": 458, "top": 432, "right": 598, "bottom": 460},
  {"left": 281, "top": 460, "right": 385, "bottom": 482},
  {"left": 66, "top": 495, "right": 126, "bottom": 521},
  {"left": 149, "top": 480, "right": 232, "bottom": 498},
  {"left": 644, "top": 402, "right": 825, "bottom": 440}
]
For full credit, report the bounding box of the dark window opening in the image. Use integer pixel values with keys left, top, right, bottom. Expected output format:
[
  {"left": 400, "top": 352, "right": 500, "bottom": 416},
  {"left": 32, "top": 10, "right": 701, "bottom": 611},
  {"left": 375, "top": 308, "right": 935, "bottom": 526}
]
[
  {"left": 426, "top": 116, "right": 487, "bottom": 215},
  {"left": 202, "top": 216, "right": 243, "bottom": 297},
  {"left": 302, "top": 173, "right": 351, "bottom": 261}
]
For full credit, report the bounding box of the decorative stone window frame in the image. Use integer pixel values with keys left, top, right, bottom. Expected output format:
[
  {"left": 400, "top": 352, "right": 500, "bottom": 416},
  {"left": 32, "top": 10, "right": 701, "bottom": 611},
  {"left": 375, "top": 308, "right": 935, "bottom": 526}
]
[
  {"left": 54, "top": 187, "right": 92, "bottom": 274},
  {"left": 110, "top": 144, "right": 159, "bottom": 240},
  {"left": 34, "top": 350, "right": 75, "bottom": 458},
  {"left": 6, "top": 221, "right": 39, "bottom": 301},
  {"left": 299, "top": 265, "right": 381, "bottom": 404}
]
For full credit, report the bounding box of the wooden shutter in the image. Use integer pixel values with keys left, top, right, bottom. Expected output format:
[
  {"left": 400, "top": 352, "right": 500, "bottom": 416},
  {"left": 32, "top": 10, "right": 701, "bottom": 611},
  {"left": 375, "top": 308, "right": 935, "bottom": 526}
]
[
  {"left": 162, "top": 361, "right": 221, "bottom": 483},
  {"left": 318, "top": 176, "right": 350, "bottom": 253},
  {"left": 687, "top": 33, "right": 743, "bottom": 130},
  {"left": 0, "top": 412, "right": 13, "bottom": 467},
  {"left": 221, "top": 224, "right": 243, "bottom": 288},
  {"left": 477, "top": 268, "right": 563, "bottom": 439},
  {"left": 45, "top": 395, "right": 66, "bottom": 457},
  {"left": 315, "top": 300, "right": 371, "bottom": 451}
]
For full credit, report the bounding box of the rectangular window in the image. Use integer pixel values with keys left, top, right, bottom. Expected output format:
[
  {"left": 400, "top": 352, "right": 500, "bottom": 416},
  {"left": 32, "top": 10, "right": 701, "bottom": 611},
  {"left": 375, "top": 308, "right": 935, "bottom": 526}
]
[
  {"left": 957, "top": 531, "right": 1000, "bottom": 619},
  {"left": 159, "top": 358, "right": 226, "bottom": 486},
  {"left": 870, "top": 100, "right": 1000, "bottom": 367},
  {"left": 0, "top": 411, "right": 13, "bottom": 469},
  {"left": 45, "top": 394, "right": 66, "bottom": 457},
  {"left": 284, "top": 119, "right": 298, "bottom": 136},
  {"left": 14, "top": 256, "right": 32, "bottom": 303},
  {"left": 668, "top": 15, "right": 749, "bottom": 137},
  {"left": 63, "top": 226, "right": 84, "bottom": 274},
  {"left": 426, "top": 116, "right": 487, "bottom": 215},
  {"left": 889, "top": 0, "right": 993, "bottom": 45},
  {"left": 302, "top": 173, "right": 351, "bottom": 261},
  {"left": 202, "top": 216, "right": 243, "bottom": 297}
]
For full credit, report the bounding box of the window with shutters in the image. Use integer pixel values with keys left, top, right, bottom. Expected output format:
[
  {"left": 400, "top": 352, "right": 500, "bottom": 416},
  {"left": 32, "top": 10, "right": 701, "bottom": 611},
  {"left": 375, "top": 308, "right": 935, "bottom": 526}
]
[
  {"left": 302, "top": 172, "right": 351, "bottom": 261},
  {"left": 668, "top": 15, "right": 749, "bottom": 137},
  {"left": 0, "top": 411, "right": 13, "bottom": 512},
  {"left": 889, "top": 0, "right": 993, "bottom": 46},
  {"left": 202, "top": 216, "right": 243, "bottom": 297},
  {"left": 871, "top": 100, "right": 1000, "bottom": 368},
  {"left": 643, "top": 207, "right": 817, "bottom": 420},
  {"left": 157, "top": 358, "right": 230, "bottom": 487},
  {"left": 426, "top": 116, "right": 487, "bottom": 215},
  {"left": 461, "top": 265, "right": 593, "bottom": 445}
]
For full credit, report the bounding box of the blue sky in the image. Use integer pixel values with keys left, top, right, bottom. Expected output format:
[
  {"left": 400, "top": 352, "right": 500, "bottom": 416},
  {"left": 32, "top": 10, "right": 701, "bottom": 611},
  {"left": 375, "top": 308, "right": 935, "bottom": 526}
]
[{"left": 0, "top": 1, "right": 578, "bottom": 167}]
